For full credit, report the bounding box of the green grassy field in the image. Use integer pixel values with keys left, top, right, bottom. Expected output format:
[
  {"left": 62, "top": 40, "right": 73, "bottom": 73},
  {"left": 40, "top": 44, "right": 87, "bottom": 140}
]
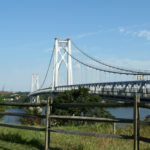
[{"left": 0, "top": 123, "right": 149, "bottom": 150}]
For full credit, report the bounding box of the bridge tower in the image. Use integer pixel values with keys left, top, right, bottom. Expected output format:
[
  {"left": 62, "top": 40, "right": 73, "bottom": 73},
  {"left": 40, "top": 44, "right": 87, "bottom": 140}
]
[
  {"left": 30, "top": 74, "right": 40, "bottom": 103},
  {"left": 52, "top": 38, "right": 73, "bottom": 89}
]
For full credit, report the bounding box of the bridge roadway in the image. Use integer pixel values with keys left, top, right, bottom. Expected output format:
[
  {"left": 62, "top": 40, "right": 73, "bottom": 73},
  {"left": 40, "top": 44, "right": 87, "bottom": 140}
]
[{"left": 29, "top": 80, "right": 150, "bottom": 101}]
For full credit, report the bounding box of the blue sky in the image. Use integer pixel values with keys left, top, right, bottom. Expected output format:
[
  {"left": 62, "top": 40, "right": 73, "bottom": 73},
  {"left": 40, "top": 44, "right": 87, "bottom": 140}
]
[{"left": 1, "top": 0, "right": 150, "bottom": 91}]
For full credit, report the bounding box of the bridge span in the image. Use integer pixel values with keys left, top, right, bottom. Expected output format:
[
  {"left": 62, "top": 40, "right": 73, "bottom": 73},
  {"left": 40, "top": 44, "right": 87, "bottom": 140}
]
[
  {"left": 29, "top": 80, "right": 150, "bottom": 101},
  {"left": 29, "top": 38, "right": 150, "bottom": 102}
]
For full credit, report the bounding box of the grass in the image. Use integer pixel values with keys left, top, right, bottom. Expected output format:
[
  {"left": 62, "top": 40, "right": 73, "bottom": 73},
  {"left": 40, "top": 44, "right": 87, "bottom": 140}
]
[{"left": 0, "top": 123, "right": 149, "bottom": 150}]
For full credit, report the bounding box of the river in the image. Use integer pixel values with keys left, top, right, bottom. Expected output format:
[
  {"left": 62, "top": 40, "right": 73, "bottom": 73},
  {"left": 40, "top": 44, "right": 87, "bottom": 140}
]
[{"left": 0, "top": 107, "right": 150, "bottom": 125}]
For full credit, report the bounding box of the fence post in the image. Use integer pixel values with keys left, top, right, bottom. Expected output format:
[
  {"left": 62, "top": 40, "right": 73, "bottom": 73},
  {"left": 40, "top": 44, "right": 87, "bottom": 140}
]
[
  {"left": 48, "top": 97, "right": 52, "bottom": 149},
  {"left": 45, "top": 97, "right": 50, "bottom": 150},
  {"left": 134, "top": 94, "right": 140, "bottom": 150},
  {"left": 113, "top": 122, "right": 116, "bottom": 135}
]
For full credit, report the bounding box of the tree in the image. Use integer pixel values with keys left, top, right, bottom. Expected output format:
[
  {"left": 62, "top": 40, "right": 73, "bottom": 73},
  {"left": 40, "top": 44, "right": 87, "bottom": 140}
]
[
  {"left": 20, "top": 107, "right": 43, "bottom": 125},
  {"left": 0, "top": 93, "right": 4, "bottom": 101},
  {"left": 52, "top": 87, "right": 113, "bottom": 125},
  {"left": 0, "top": 93, "right": 5, "bottom": 120}
]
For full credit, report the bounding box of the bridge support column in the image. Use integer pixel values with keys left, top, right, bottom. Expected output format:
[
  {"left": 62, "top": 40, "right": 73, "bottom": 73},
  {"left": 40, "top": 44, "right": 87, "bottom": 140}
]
[
  {"left": 30, "top": 74, "right": 40, "bottom": 103},
  {"left": 53, "top": 38, "right": 73, "bottom": 89}
]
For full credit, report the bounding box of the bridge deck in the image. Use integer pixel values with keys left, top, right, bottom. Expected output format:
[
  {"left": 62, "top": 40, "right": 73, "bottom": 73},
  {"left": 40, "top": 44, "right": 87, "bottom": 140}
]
[{"left": 29, "top": 80, "right": 150, "bottom": 101}]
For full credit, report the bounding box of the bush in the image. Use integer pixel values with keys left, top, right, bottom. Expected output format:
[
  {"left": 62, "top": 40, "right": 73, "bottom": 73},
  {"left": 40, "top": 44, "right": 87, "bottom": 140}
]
[{"left": 52, "top": 87, "right": 114, "bottom": 125}]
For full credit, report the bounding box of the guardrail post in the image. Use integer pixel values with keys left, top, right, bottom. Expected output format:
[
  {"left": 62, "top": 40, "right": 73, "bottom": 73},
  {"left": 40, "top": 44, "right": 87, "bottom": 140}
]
[
  {"left": 45, "top": 97, "right": 50, "bottom": 150},
  {"left": 134, "top": 94, "right": 140, "bottom": 150}
]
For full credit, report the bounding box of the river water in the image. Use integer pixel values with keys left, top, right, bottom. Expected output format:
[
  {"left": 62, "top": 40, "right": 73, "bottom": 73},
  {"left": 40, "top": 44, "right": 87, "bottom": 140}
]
[
  {"left": 1, "top": 107, "right": 150, "bottom": 125},
  {"left": 106, "top": 107, "right": 150, "bottom": 120}
]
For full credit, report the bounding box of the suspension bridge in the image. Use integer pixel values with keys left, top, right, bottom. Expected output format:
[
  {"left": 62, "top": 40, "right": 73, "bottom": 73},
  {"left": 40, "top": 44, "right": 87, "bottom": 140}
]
[{"left": 29, "top": 38, "right": 150, "bottom": 101}]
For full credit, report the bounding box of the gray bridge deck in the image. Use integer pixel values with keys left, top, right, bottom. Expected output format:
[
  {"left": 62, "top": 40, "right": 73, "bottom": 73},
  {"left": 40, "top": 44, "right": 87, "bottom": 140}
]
[{"left": 29, "top": 80, "right": 150, "bottom": 100}]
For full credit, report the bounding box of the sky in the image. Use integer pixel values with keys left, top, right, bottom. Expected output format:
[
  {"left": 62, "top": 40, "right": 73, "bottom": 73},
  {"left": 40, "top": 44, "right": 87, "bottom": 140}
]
[{"left": 1, "top": 0, "right": 150, "bottom": 91}]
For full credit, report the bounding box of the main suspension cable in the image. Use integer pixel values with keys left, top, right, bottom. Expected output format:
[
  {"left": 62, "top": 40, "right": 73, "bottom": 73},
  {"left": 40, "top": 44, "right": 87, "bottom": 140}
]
[
  {"left": 72, "top": 40, "right": 149, "bottom": 74},
  {"left": 63, "top": 46, "right": 150, "bottom": 75},
  {"left": 40, "top": 47, "right": 54, "bottom": 89}
]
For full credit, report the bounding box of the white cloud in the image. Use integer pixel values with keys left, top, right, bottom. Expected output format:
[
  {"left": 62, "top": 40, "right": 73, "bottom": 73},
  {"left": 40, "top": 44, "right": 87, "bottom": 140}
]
[
  {"left": 44, "top": 48, "right": 53, "bottom": 53},
  {"left": 119, "top": 27, "right": 125, "bottom": 33},
  {"left": 137, "top": 30, "right": 150, "bottom": 40},
  {"left": 74, "top": 64, "right": 81, "bottom": 69},
  {"left": 103, "top": 57, "right": 150, "bottom": 71},
  {"left": 76, "top": 30, "right": 102, "bottom": 39},
  {"left": 76, "top": 32, "right": 97, "bottom": 39},
  {"left": 118, "top": 25, "right": 150, "bottom": 40}
]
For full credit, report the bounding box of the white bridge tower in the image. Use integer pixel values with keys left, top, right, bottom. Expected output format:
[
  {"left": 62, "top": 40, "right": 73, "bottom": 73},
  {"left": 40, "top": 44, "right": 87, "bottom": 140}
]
[
  {"left": 53, "top": 38, "right": 73, "bottom": 89},
  {"left": 30, "top": 74, "right": 40, "bottom": 103}
]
